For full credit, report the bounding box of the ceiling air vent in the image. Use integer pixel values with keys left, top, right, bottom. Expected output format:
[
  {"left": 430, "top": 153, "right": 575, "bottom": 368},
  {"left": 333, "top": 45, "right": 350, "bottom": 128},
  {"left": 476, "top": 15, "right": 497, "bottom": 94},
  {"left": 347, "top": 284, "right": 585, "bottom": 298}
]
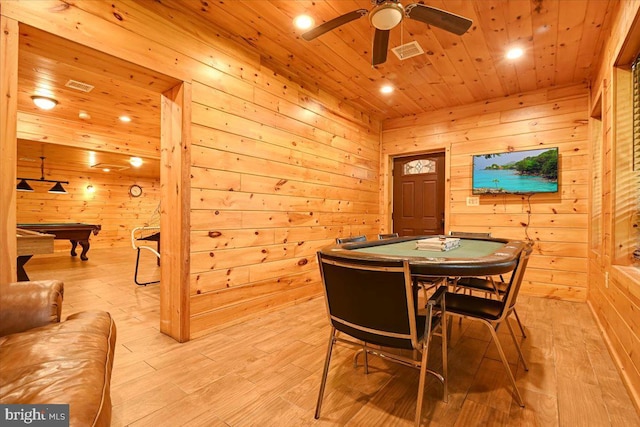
[
  {"left": 65, "top": 79, "right": 95, "bottom": 93},
  {"left": 391, "top": 41, "right": 425, "bottom": 60},
  {"left": 91, "top": 163, "right": 129, "bottom": 172}
]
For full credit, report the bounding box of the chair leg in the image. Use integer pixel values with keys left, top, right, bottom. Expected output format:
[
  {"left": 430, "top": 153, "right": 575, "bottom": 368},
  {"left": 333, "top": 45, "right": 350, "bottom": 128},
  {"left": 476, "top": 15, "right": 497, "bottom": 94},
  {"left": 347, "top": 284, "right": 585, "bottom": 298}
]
[
  {"left": 134, "top": 248, "right": 160, "bottom": 286},
  {"left": 415, "top": 335, "right": 431, "bottom": 426},
  {"left": 315, "top": 327, "right": 337, "bottom": 419},
  {"left": 441, "top": 315, "right": 448, "bottom": 403},
  {"left": 363, "top": 342, "right": 369, "bottom": 374},
  {"left": 506, "top": 318, "right": 529, "bottom": 371},
  {"left": 513, "top": 308, "right": 526, "bottom": 338},
  {"left": 485, "top": 321, "right": 525, "bottom": 407}
]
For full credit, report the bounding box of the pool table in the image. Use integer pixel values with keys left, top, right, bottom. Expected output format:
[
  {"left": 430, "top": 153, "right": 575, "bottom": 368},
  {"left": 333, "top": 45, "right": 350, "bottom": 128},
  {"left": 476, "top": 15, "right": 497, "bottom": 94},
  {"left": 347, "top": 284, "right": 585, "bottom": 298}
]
[
  {"left": 17, "top": 223, "right": 101, "bottom": 261},
  {"left": 16, "top": 228, "right": 54, "bottom": 281},
  {"left": 319, "top": 235, "right": 527, "bottom": 278}
]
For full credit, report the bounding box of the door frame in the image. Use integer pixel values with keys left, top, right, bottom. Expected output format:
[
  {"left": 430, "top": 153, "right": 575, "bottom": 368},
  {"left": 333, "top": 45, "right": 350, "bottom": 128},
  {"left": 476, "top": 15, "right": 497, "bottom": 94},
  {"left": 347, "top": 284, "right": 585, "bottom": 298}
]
[
  {"left": 381, "top": 146, "right": 451, "bottom": 235},
  {"left": 0, "top": 16, "right": 191, "bottom": 342}
]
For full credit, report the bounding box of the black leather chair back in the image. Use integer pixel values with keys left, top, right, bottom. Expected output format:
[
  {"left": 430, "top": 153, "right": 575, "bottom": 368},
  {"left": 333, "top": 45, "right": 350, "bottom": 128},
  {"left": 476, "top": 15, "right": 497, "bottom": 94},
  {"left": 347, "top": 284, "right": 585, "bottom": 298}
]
[
  {"left": 335, "top": 235, "right": 367, "bottom": 244},
  {"left": 501, "top": 244, "right": 532, "bottom": 314},
  {"left": 449, "top": 231, "right": 492, "bottom": 238},
  {"left": 317, "top": 253, "right": 422, "bottom": 350},
  {"left": 378, "top": 233, "right": 399, "bottom": 239}
]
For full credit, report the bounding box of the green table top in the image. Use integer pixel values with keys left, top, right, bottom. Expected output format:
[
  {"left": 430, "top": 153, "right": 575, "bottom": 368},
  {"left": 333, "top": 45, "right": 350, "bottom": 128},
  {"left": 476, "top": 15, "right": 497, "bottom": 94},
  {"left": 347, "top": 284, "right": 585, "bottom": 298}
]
[
  {"left": 354, "top": 239, "right": 505, "bottom": 259},
  {"left": 320, "top": 236, "right": 526, "bottom": 277}
]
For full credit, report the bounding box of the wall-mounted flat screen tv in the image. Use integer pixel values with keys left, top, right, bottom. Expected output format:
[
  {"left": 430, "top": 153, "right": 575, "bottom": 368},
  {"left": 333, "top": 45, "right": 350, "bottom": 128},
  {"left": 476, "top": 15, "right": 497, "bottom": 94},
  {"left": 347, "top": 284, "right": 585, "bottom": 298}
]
[{"left": 472, "top": 147, "right": 559, "bottom": 195}]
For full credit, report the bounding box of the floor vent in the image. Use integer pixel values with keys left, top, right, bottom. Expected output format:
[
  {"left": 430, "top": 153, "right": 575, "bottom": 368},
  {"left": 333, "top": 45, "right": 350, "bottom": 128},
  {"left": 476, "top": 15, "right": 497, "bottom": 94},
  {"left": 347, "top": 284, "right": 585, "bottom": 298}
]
[
  {"left": 65, "top": 79, "right": 95, "bottom": 93},
  {"left": 391, "top": 41, "right": 425, "bottom": 60}
]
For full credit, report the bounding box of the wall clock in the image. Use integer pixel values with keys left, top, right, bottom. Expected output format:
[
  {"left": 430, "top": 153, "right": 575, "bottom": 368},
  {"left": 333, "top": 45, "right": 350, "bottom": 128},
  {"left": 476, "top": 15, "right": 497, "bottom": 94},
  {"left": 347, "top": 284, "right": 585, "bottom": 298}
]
[{"left": 129, "top": 184, "right": 142, "bottom": 197}]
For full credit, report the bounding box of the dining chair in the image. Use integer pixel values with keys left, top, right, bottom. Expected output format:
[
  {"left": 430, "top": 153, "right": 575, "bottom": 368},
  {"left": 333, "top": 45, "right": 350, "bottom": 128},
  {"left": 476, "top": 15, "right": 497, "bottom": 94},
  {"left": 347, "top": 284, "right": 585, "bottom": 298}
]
[
  {"left": 448, "top": 231, "right": 492, "bottom": 238},
  {"left": 315, "top": 252, "right": 448, "bottom": 426},
  {"left": 448, "top": 231, "right": 526, "bottom": 337},
  {"left": 335, "top": 235, "right": 367, "bottom": 244},
  {"left": 437, "top": 244, "right": 532, "bottom": 407},
  {"left": 378, "top": 232, "right": 399, "bottom": 239}
]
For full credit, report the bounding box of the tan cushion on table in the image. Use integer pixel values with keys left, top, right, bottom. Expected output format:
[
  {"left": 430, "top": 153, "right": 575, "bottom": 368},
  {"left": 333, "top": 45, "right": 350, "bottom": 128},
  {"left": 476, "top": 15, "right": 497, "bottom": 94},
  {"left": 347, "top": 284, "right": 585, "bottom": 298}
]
[{"left": 0, "top": 311, "right": 116, "bottom": 427}]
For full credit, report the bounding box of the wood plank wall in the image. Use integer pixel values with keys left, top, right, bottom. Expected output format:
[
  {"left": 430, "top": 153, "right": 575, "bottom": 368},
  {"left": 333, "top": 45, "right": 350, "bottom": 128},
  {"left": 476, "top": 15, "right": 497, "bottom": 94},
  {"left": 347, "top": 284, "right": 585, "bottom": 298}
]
[
  {"left": 0, "top": 0, "right": 382, "bottom": 339},
  {"left": 382, "top": 84, "right": 590, "bottom": 302},
  {"left": 188, "top": 80, "right": 381, "bottom": 337},
  {"left": 0, "top": 15, "right": 19, "bottom": 284},
  {"left": 16, "top": 158, "right": 160, "bottom": 250},
  {"left": 588, "top": 0, "right": 640, "bottom": 412}
]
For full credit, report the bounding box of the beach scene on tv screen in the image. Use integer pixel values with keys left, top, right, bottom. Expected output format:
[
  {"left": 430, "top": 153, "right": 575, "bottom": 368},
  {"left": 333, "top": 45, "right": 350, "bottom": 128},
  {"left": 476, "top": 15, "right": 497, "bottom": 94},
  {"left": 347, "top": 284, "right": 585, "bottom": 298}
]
[{"left": 473, "top": 148, "right": 558, "bottom": 194}]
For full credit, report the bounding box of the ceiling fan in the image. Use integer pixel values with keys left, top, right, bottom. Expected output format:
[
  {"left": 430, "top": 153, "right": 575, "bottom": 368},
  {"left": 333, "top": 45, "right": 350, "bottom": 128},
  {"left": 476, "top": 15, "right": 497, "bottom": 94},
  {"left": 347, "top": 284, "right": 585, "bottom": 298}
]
[{"left": 301, "top": 0, "right": 473, "bottom": 66}]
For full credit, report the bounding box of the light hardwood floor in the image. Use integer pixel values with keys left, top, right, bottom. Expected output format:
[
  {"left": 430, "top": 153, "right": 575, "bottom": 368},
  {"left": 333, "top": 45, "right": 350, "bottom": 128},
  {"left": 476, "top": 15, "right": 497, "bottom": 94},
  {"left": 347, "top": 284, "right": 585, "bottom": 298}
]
[{"left": 23, "top": 248, "right": 639, "bottom": 426}]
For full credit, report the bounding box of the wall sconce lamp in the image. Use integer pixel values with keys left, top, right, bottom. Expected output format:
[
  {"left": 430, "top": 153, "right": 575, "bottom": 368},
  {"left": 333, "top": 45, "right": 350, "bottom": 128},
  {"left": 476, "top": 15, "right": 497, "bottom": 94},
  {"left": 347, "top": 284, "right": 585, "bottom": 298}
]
[
  {"left": 16, "top": 156, "right": 69, "bottom": 194},
  {"left": 31, "top": 96, "right": 58, "bottom": 110}
]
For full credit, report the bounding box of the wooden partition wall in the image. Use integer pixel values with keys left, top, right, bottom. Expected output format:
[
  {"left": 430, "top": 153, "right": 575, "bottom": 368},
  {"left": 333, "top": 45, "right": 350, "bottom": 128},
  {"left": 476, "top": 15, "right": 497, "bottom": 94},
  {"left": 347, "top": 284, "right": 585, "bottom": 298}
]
[
  {"left": 188, "top": 78, "right": 380, "bottom": 337},
  {"left": 0, "top": 1, "right": 381, "bottom": 339},
  {"left": 588, "top": 0, "right": 640, "bottom": 411},
  {"left": 382, "top": 84, "right": 590, "bottom": 302}
]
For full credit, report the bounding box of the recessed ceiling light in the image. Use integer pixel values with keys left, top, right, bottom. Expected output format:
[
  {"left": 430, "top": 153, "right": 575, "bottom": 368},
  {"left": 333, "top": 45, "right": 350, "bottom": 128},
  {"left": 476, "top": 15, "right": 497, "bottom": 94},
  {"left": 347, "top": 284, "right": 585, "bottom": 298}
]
[
  {"left": 102, "top": 168, "right": 110, "bottom": 172},
  {"left": 294, "top": 14, "right": 314, "bottom": 30},
  {"left": 31, "top": 96, "right": 58, "bottom": 110},
  {"left": 506, "top": 47, "right": 524, "bottom": 59},
  {"left": 380, "top": 85, "right": 394, "bottom": 94},
  {"left": 130, "top": 157, "right": 143, "bottom": 167},
  {"left": 79, "top": 110, "right": 91, "bottom": 120},
  {"left": 119, "top": 115, "right": 132, "bottom": 123}
]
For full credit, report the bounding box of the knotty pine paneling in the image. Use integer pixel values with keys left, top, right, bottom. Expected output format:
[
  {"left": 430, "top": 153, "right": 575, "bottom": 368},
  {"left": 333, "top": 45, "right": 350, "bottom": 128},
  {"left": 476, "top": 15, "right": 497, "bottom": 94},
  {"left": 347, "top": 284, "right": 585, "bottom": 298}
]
[
  {"left": 189, "top": 73, "right": 381, "bottom": 335},
  {"left": 588, "top": 0, "right": 640, "bottom": 413},
  {"left": 383, "top": 83, "right": 590, "bottom": 302},
  {"left": 17, "top": 160, "right": 160, "bottom": 251},
  {"left": 1, "top": 0, "right": 382, "bottom": 338},
  {"left": 17, "top": 112, "right": 161, "bottom": 159}
]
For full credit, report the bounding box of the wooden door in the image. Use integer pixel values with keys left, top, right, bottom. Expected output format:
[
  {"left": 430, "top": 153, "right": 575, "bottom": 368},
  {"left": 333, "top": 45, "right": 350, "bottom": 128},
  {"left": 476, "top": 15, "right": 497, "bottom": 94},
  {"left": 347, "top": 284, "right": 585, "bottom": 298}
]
[{"left": 392, "top": 152, "right": 445, "bottom": 236}]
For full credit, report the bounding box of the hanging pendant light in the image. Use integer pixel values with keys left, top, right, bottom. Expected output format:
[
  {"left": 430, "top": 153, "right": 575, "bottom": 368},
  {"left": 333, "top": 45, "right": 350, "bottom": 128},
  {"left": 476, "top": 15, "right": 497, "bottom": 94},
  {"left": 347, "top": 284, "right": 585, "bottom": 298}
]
[
  {"left": 16, "top": 156, "right": 69, "bottom": 193},
  {"left": 16, "top": 179, "right": 34, "bottom": 192},
  {"left": 48, "top": 182, "right": 67, "bottom": 194}
]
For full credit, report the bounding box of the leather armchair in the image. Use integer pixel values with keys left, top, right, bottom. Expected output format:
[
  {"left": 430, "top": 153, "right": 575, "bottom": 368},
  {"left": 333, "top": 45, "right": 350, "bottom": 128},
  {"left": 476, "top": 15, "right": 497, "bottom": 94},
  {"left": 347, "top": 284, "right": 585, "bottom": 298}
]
[
  {"left": 0, "top": 279, "right": 115, "bottom": 427},
  {"left": 0, "top": 280, "right": 64, "bottom": 336}
]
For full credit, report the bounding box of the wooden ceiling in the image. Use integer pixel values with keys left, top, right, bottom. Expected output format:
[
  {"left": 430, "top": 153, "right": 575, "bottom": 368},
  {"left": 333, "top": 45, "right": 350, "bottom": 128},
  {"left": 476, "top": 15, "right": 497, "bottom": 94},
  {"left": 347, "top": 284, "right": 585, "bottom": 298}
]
[
  {"left": 16, "top": 25, "right": 179, "bottom": 179},
  {"left": 169, "top": 0, "right": 614, "bottom": 119},
  {"left": 17, "top": 140, "right": 161, "bottom": 181},
  {"left": 15, "top": 0, "right": 615, "bottom": 151}
]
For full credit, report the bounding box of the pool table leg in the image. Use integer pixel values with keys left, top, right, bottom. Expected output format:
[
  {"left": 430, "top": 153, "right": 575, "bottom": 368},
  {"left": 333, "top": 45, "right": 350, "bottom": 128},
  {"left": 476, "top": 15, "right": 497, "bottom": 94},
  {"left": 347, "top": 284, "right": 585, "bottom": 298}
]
[
  {"left": 17, "top": 255, "right": 32, "bottom": 281},
  {"left": 70, "top": 239, "right": 90, "bottom": 261}
]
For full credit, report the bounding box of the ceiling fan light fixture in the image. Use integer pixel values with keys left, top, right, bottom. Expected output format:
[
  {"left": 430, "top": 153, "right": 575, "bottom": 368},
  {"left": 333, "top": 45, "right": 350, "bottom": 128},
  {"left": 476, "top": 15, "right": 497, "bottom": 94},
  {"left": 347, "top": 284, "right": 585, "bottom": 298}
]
[
  {"left": 31, "top": 96, "right": 58, "bottom": 110},
  {"left": 369, "top": 2, "right": 404, "bottom": 30}
]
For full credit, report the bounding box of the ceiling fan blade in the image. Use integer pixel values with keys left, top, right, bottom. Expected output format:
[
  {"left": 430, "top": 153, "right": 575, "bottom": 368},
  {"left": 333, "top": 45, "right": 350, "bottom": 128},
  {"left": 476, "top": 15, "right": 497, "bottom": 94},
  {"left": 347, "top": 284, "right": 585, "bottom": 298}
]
[
  {"left": 405, "top": 3, "right": 472, "bottom": 35},
  {"left": 301, "top": 9, "right": 368, "bottom": 41},
  {"left": 372, "top": 29, "right": 390, "bottom": 66}
]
